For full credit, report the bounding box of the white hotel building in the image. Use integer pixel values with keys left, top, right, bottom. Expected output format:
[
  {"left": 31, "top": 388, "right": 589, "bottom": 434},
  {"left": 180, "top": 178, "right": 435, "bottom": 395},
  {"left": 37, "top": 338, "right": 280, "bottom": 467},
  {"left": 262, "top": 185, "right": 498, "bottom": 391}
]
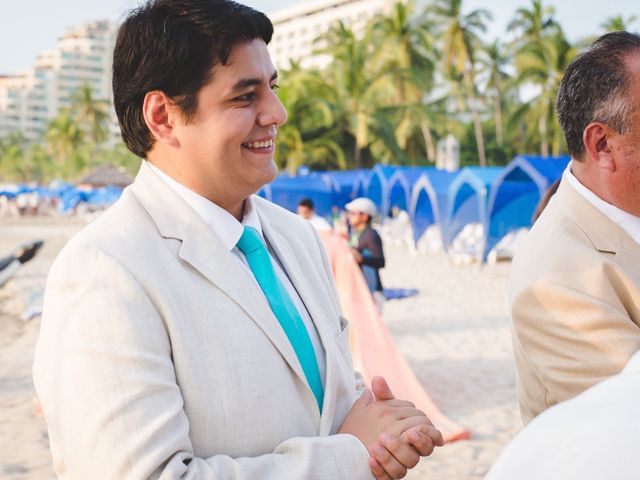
[
  {"left": 0, "top": 20, "right": 115, "bottom": 141},
  {"left": 268, "top": 0, "right": 394, "bottom": 70}
]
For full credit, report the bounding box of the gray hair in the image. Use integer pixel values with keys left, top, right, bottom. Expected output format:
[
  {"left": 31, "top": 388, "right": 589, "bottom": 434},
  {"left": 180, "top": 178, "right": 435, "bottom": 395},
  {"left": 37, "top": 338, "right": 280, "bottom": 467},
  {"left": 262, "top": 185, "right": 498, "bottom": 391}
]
[{"left": 556, "top": 31, "right": 640, "bottom": 160}]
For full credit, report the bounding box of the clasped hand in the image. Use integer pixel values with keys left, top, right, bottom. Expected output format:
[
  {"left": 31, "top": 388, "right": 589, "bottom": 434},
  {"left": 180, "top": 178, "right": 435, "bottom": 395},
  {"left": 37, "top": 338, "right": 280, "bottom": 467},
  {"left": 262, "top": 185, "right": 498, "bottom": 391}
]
[{"left": 338, "top": 376, "right": 444, "bottom": 479}]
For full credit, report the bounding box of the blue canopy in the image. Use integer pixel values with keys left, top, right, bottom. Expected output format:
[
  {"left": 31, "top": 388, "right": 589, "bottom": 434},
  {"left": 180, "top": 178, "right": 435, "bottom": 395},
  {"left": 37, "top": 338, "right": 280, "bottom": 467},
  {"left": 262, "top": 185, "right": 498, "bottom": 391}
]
[
  {"left": 323, "top": 169, "right": 368, "bottom": 209},
  {"left": 364, "top": 165, "right": 399, "bottom": 213},
  {"left": 0, "top": 189, "right": 16, "bottom": 199},
  {"left": 59, "top": 189, "right": 90, "bottom": 212},
  {"left": 266, "top": 173, "right": 338, "bottom": 217},
  {"left": 87, "top": 186, "right": 123, "bottom": 206},
  {"left": 444, "top": 167, "right": 503, "bottom": 250},
  {"left": 384, "top": 167, "right": 433, "bottom": 218},
  {"left": 58, "top": 185, "right": 124, "bottom": 212},
  {"left": 409, "top": 169, "right": 458, "bottom": 243},
  {"left": 351, "top": 170, "right": 368, "bottom": 200},
  {"left": 482, "top": 155, "right": 570, "bottom": 260}
]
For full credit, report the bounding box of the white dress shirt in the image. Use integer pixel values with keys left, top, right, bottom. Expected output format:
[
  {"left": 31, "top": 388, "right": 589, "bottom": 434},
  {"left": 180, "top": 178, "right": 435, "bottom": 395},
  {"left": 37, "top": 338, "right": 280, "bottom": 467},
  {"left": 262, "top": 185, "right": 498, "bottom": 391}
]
[
  {"left": 146, "top": 161, "right": 326, "bottom": 385},
  {"left": 306, "top": 214, "right": 332, "bottom": 231},
  {"left": 566, "top": 162, "right": 640, "bottom": 245}
]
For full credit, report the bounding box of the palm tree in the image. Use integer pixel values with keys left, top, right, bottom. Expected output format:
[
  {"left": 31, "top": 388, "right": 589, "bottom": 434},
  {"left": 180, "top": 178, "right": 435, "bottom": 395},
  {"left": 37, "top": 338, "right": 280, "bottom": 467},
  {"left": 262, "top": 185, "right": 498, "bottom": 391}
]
[
  {"left": 508, "top": 0, "right": 559, "bottom": 47},
  {"left": 600, "top": 15, "right": 638, "bottom": 33},
  {"left": 276, "top": 63, "right": 346, "bottom": 173},
  {"left": 71, "top": 84, "right": 110, "bottom": 157},
  {"left": 321, "top": 21, "right": 385, "bottom": 168},
  {"left": 509, "top": 0, "right": 573, "bottom": 156},
  {"left": 432, "top": 0, "right": 492, "bottom": 167},
  {"left": 0, "top": 133, "right": 26, "bottom": 181},
  {"left": 514, "top": 29, "right": 576, "bottom": 156},
  {"left": 370, "top": 0, "right": 439, "bottom": 162},
  {"left": 478, "top": 40, "right": 511, "bottom": 146},
  {"left": 45, "top": 110, "right": 85, "bottom": 179}
]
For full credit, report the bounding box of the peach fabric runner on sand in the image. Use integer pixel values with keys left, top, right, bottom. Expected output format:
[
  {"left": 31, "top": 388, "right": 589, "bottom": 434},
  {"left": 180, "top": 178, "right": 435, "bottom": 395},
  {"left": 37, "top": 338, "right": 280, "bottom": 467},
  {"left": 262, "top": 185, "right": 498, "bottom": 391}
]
[{"left": 318, "top": 230, "right": 470, "bottom": 443}]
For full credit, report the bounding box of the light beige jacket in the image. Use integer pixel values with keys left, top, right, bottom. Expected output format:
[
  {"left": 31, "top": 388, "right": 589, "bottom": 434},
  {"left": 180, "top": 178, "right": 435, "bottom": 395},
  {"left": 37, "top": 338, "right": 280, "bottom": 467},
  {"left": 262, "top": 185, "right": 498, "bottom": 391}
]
[
  {"left": 33, "top": 162, "right": 372, "bottom": 479},
  {"left": 509, "top": 178, "right": 640, "bottom": 424}
]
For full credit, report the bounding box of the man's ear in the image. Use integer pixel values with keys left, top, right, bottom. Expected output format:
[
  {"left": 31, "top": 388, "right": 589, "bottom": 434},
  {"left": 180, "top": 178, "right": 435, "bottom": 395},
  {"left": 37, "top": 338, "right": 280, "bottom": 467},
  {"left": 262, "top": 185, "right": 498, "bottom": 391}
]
[
  {"left": 142, "top": 91, "right": 180, "bottom": 148},
  {"left": 583, "top": 122, "right": 616, "bottom": 173}
]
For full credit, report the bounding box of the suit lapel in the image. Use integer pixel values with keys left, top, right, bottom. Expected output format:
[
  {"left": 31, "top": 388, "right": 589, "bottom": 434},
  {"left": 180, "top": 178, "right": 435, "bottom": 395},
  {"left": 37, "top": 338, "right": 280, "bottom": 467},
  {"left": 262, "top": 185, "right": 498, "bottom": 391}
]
[
  {"left": 130, "top": 163, "right": 308, "bottom": 387},
  {"left": 557, "top": 180, "right": 619, "bottom": 254},
  {"left": 559, "top": 178, "right": 640, "bottom": 287},
  {"left": 258, "top": 206, "right": 340, "bottom": 428}
]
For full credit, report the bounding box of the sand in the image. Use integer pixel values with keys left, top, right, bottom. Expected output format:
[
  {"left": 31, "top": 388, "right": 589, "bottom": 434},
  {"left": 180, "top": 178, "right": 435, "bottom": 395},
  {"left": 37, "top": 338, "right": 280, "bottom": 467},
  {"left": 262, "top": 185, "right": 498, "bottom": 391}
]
[{"left": 0, "top": 216, "right": 521, "bottom": 479}]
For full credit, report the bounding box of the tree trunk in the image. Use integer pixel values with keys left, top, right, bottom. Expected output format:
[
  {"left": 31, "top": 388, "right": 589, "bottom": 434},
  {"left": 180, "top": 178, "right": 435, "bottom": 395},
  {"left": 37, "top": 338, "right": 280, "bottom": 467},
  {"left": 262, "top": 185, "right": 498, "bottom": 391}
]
[
  {"left": 464, "top": 69, "right": 486, "bottom": 167},
  {"left": 539, "top": 106, "right": 549, "bottom": 157},
  {"left": 420, "top": 120, "right": 436, "bottom": 163},
  {"left": 495, "top": 95, "right": 504, "bottom": 146},
  {"left": 354, "top": 110, "right": 368, "bottom": 169}
]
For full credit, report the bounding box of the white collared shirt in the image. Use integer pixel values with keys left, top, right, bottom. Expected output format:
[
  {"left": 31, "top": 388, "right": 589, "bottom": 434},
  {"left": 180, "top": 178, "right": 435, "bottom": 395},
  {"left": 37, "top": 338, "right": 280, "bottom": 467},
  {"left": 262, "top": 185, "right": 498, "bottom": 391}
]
[
  {"left": 147, "top": 161, "right": 326, "bottom": 386},
  {"left": 565, "top": 162, "right": 640, "bottom": 246}
]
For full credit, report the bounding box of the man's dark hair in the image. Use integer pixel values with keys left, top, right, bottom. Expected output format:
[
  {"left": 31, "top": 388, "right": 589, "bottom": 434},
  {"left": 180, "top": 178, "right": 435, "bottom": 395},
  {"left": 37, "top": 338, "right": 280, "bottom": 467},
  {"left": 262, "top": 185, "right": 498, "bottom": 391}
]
[
  {"left": 113, "top": 0, "right": 273, "bottom": 158},
  {"left": 298, "top": 198, "right": 314, "bottom": 210},
  {"left": 556, "top": 31, "right": 640, "bottom": 160}
]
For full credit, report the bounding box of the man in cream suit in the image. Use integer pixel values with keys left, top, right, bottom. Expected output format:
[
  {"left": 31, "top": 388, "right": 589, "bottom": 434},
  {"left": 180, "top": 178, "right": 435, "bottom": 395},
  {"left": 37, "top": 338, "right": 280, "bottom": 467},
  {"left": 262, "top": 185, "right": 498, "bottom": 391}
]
[
  {"left": 33, "top": 1, "right": 443, "bottom": 478},
  {"left": 509, "top": 31, "right": 640, "bottom": 424}
]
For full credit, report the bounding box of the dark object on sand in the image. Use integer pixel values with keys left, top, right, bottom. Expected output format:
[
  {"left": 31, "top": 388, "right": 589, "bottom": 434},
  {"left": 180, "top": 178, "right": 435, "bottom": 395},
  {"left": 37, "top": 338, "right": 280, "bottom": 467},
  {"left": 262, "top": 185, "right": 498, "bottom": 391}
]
[{"left": 0, "top": 240, "right": 44, "bottom": 287}]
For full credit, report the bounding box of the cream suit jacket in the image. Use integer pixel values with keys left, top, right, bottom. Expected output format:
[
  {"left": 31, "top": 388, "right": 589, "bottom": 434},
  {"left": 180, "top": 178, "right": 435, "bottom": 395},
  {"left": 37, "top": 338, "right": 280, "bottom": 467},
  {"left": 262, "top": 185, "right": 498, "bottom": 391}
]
[
  {"left": 508, "top": 178, "right": 640, "bottom": 424},
  {"left": 33, "top": 162, "right": 372, "bottom": 479}
]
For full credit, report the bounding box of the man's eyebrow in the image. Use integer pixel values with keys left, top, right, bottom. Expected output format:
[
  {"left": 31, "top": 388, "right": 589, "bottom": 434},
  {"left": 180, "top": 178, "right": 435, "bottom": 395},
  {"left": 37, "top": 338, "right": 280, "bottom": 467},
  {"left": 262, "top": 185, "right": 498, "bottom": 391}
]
[{"left": 231, "top": 71, "right": 279, "bottom": 92}]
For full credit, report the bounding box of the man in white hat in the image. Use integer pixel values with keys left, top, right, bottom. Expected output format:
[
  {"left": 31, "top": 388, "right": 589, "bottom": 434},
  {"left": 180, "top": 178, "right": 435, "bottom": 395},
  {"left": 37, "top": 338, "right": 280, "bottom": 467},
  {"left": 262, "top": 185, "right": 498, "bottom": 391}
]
[{"left": 345, "top": 198, "right": 386, "bottom": 311}]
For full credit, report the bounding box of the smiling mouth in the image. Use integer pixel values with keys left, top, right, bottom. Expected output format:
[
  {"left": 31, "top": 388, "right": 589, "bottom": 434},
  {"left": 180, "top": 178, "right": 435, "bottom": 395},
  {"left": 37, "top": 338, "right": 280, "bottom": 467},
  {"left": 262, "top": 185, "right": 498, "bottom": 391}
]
[{"left": 242, "top": 139, "right": 275, "bottom": 149}]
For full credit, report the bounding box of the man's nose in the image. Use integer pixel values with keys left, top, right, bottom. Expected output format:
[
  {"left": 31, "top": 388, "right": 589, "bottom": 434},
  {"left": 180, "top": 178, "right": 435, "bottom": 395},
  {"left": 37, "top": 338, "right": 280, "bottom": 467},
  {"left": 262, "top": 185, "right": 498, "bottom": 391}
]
[{"left": 258, "top": 89, "right": 287, "bottom": 127}]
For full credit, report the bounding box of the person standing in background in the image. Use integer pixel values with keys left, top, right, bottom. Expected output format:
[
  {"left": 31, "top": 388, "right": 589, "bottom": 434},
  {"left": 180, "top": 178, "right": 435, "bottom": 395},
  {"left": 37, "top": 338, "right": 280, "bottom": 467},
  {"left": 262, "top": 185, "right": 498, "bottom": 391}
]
[
  {"left": 297, "top": 197, "right": 332, "bottom": 231},
  {"left": 346, "top": 197, "right": 386, "bottom": 312}
]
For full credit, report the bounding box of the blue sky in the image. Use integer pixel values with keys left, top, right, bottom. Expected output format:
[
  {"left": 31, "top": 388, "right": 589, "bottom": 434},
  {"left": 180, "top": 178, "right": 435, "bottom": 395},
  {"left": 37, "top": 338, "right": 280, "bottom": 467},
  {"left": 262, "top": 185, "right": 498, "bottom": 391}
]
[{"left": 1, "top": 0, "right": 638, "bottom": 74}]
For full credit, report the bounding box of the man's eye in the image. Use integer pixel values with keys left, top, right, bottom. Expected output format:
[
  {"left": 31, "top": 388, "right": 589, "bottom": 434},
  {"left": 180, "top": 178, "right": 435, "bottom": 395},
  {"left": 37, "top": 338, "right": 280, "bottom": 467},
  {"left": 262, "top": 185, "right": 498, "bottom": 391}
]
[
  {"left": 271, "top": 83, "right": 280, "bottom": 91},
  {"left": 236, "top": 92, "right": 256, "bottom": 101}
]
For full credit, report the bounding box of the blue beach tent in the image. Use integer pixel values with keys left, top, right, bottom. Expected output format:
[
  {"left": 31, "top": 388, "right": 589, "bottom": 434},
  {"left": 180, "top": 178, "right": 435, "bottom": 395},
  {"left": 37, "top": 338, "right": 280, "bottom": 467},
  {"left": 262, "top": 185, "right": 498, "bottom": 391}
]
[
  {"left": 351, "top": 170, "right": 368, "bottom": 200},
  {"left": 364, "top": 165, "right": 398, "bottom": 214},
  {"left": 0, "top": 189, "right": 16, "bottom": 199},
  {"left": 323, "top": 169, "right": 368, "bottom": 209},
  {"left": 482, "top": 155, "right": 570, "bottom": 260},
  {"left": 87, "top": 186, "right": 123, "bottom": 207},
  {"left": 384, "top": 167, "right": 433, "bottom": 218},
  {"left": 443, "top": 167, "right": 504, "bottom": 251},
  {"left": 409, "top": 169, "right": 458, "bottom": 244},
  {"left": 267, "top": 173, "right": 338, "bottom": 217},
  {"left": 59, "top": 188, "right": 90, "bottom": 213}
]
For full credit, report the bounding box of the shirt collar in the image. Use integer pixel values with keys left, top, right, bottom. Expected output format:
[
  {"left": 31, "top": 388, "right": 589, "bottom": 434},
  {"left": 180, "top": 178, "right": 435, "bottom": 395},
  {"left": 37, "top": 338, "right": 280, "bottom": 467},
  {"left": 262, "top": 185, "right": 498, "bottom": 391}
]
[
  {"left": 146, "top": 160, "right": 264, "bottom": 251},
  {"left": 565, "top": 161, "right": 640, "bottom": 246}
]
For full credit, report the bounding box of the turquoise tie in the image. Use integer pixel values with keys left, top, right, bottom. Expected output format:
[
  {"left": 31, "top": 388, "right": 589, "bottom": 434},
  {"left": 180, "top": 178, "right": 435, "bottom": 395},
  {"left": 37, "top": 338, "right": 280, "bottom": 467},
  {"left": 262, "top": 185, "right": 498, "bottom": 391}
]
[{"left": 236, "top": 226, "right": 324, "bottom": 412}]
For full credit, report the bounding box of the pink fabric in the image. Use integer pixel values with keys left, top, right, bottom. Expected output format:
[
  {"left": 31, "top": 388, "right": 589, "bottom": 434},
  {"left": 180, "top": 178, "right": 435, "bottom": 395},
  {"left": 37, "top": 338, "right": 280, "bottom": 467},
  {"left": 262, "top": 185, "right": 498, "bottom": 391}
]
[{"left": 319, "top": 230, "right": 470, "bottom": 443}]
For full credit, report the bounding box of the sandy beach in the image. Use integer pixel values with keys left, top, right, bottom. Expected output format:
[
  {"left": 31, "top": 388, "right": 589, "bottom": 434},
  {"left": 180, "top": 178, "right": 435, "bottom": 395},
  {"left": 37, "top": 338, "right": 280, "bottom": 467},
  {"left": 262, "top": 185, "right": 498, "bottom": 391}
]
[{"left": 0, "top": 216, "right": 521, "bottom": 479}]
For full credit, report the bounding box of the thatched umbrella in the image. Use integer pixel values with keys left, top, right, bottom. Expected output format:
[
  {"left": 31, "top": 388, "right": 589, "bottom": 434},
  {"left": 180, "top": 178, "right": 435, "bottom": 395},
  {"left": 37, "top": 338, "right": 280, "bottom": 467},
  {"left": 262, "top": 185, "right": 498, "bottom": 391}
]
[{"left": 78, "top": 165, "right": 134, "bottom": 188}]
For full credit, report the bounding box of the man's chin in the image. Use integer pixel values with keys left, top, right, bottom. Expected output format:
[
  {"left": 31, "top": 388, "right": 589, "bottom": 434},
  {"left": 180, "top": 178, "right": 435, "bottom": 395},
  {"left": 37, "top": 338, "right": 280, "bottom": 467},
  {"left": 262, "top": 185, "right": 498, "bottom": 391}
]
[{"left": 246, "top": 163, "right": 277, "bottom": 194}]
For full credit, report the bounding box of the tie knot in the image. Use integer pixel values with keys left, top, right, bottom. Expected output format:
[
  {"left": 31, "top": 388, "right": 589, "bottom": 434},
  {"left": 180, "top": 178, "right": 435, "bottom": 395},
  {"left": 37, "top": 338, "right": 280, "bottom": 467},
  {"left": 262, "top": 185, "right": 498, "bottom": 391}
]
[{"left": 236, "top": 226, "right": 265, "bottom": 254}]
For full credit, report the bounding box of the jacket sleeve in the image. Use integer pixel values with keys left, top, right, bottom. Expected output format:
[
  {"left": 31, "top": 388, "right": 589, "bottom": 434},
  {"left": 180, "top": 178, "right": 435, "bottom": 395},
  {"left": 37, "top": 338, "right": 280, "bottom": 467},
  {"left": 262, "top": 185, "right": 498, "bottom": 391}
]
[
  {"left": 511, "top": 276, "right": 640, "bottom": 422},
  {"left": 33, "top": 243, "right": 373, "bottom": 480},
  {"left": 357, "top": 230, "right": 385, "bottom": 269}
]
